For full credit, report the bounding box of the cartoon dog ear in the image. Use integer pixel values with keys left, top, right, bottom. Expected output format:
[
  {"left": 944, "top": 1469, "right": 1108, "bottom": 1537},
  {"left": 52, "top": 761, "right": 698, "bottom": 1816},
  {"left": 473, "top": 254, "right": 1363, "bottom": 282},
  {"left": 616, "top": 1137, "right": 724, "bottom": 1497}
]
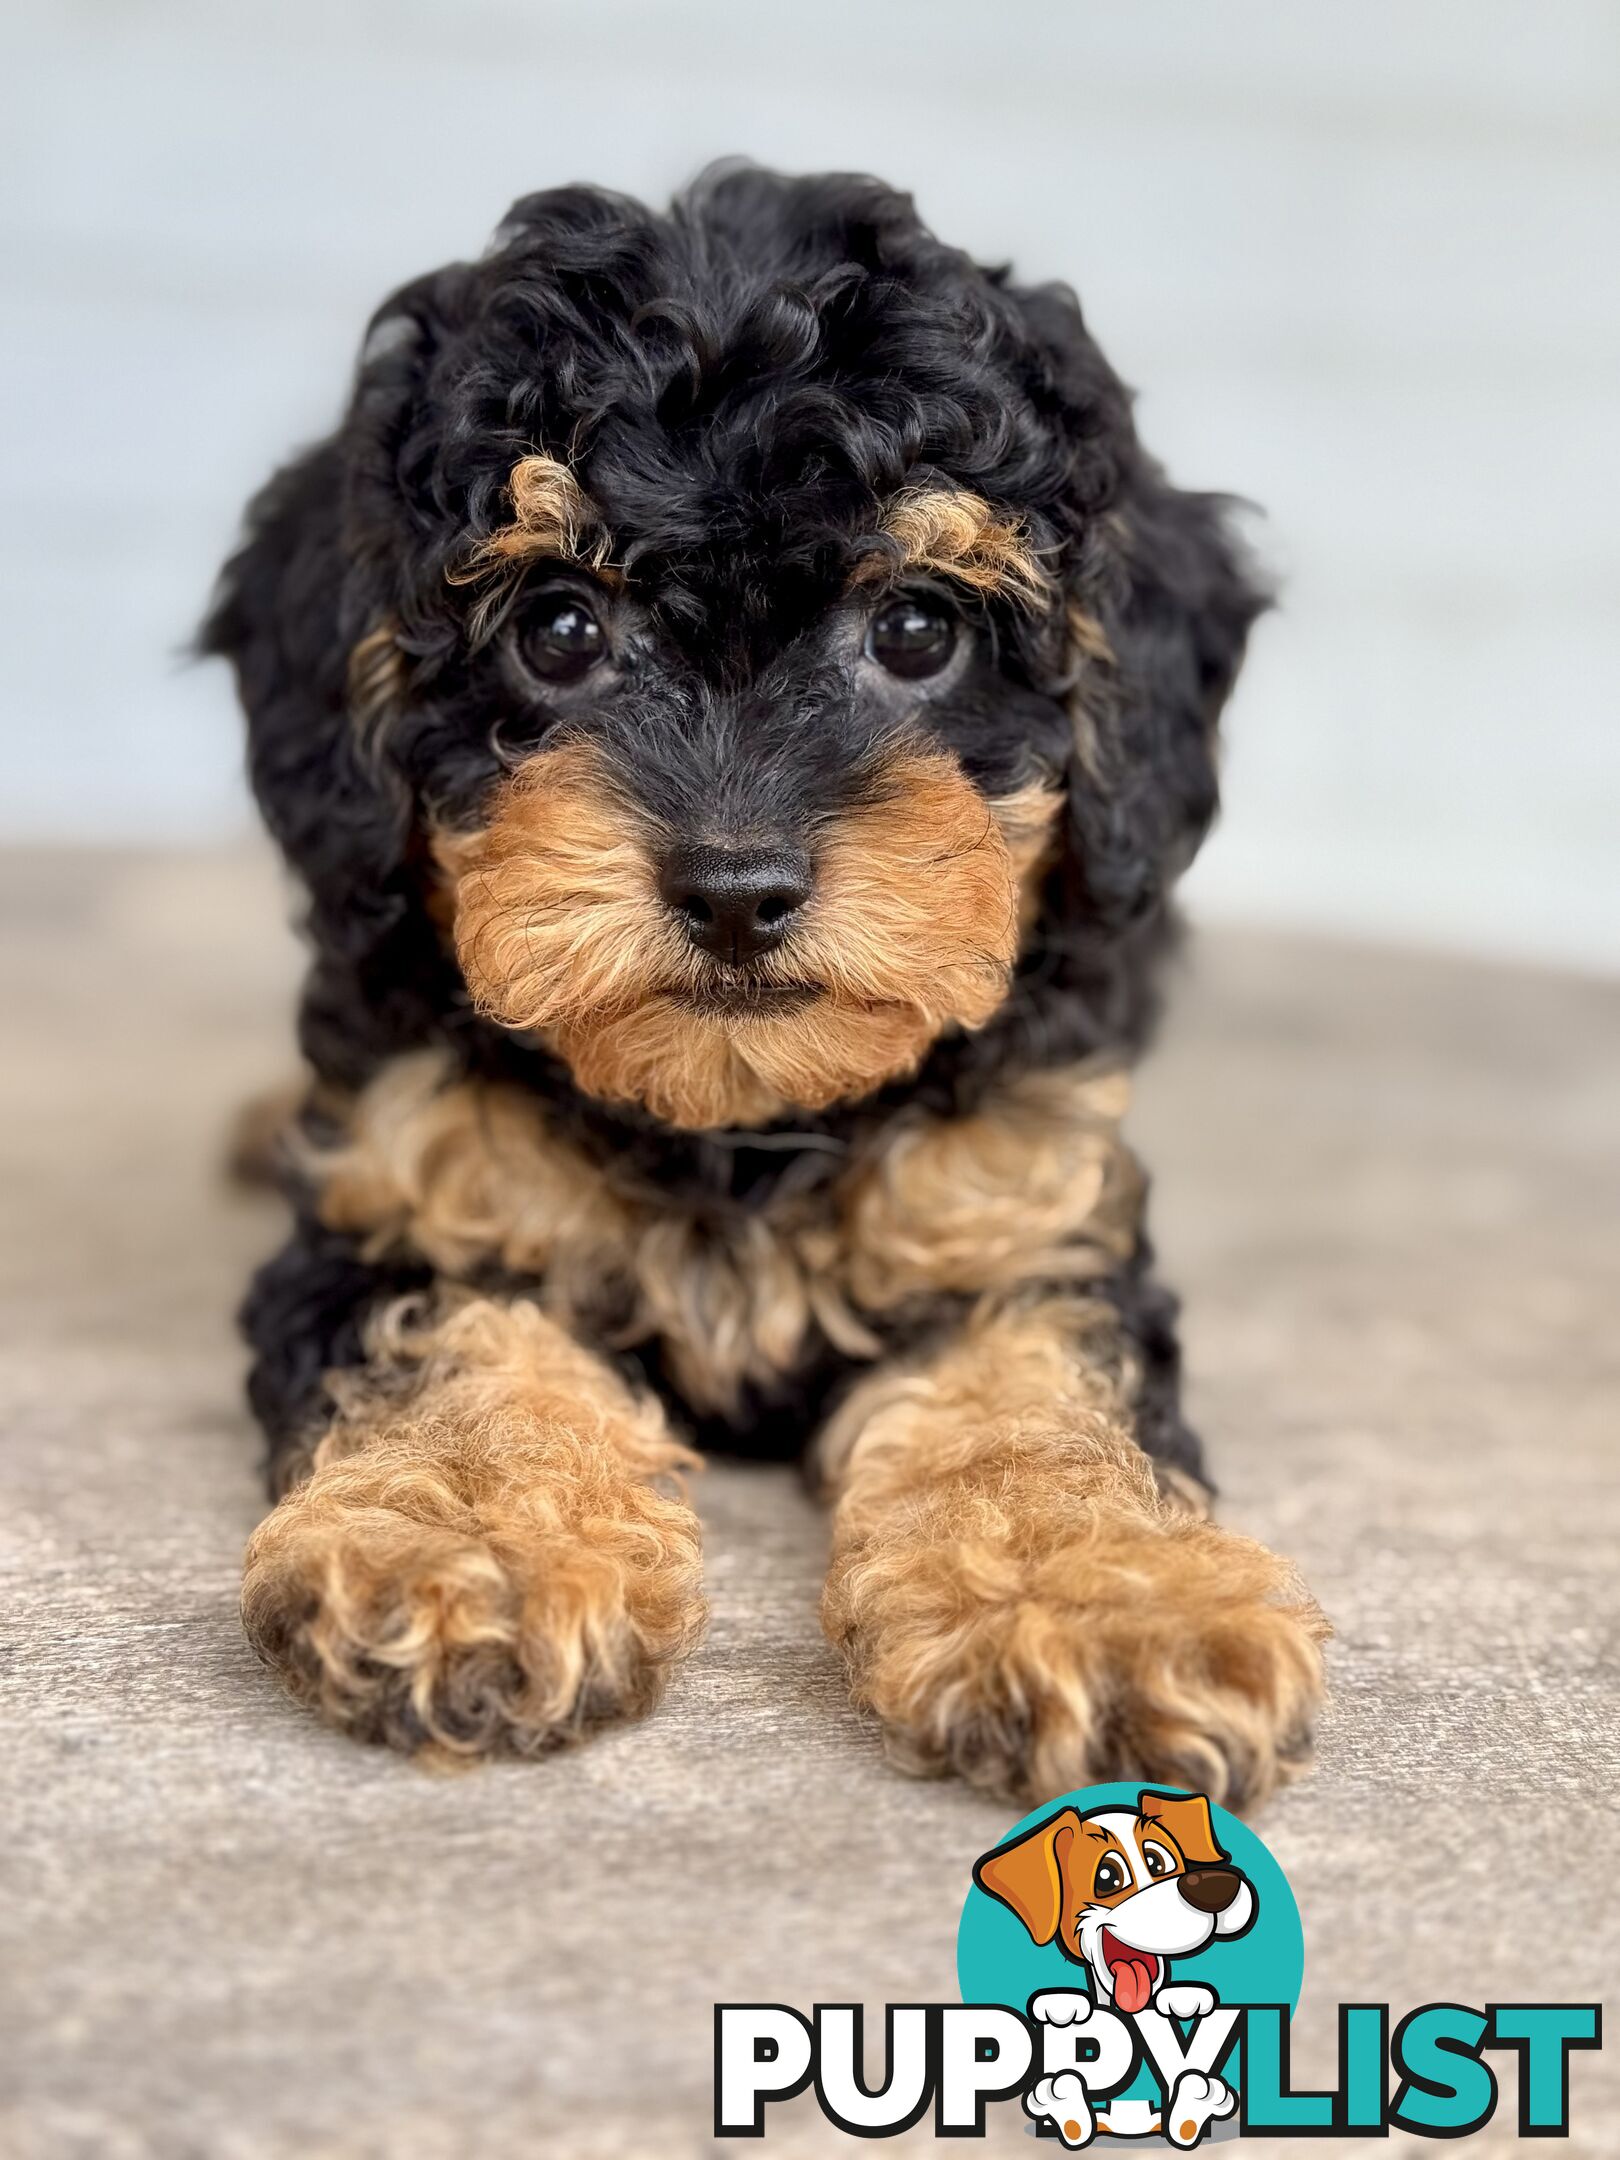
[
  {"left": 1139, "top": 1790, "right": 1228, "bottom": 1868},
  {"left": 973, "top": 1808, "right": 1082, "bottom": 1946}
]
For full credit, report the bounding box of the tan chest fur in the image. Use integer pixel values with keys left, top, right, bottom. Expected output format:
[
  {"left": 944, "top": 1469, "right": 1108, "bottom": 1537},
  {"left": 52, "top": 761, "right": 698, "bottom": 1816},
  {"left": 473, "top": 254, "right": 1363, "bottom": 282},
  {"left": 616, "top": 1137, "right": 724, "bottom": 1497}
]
[{"left": 308, "top": 1051, "right": 1142, "bottom": 1416}]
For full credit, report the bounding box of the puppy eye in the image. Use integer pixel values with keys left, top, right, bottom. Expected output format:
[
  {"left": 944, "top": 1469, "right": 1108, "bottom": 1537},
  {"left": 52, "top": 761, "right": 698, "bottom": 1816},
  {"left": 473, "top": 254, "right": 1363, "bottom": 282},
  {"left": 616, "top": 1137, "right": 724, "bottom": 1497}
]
[
  {"left": 521, "top": 594, "right": 606, "bottom": 684},
  {"left": 1143, "top": 1843, "right": 1175, "bottom": 1878},
  {"left": 867, "top": 595, "right": 956, "bottom": 680},
  {"left": 1094, "top": 1856, "right": 1126, "bottom": 1896}
]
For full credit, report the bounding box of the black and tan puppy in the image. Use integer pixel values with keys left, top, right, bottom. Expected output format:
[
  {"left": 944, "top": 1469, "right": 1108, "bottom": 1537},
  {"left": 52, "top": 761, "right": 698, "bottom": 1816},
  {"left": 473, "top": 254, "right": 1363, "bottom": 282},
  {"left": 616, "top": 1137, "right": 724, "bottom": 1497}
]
[{"left": 206, "top": 165, "right": 1326, "bottom": 1805}]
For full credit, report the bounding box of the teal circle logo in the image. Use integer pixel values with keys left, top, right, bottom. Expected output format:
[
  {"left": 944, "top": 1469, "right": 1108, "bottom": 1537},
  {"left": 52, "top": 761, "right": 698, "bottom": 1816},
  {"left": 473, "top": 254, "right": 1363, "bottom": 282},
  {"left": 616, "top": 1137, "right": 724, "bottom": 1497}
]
[{"left": 957, "top": 1784, "right": 1303, "bottom": 2137}]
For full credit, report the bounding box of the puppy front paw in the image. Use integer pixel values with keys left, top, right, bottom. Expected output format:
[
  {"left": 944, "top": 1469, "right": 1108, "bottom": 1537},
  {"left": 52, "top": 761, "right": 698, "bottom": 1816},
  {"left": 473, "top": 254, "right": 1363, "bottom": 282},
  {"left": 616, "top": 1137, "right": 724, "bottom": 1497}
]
[
  {"left": 824, "top": 1449, "right": 1326, "bottom": 1810},
  {"left": 241, "top": 1415, "right": 706, "bottom": 1759}
]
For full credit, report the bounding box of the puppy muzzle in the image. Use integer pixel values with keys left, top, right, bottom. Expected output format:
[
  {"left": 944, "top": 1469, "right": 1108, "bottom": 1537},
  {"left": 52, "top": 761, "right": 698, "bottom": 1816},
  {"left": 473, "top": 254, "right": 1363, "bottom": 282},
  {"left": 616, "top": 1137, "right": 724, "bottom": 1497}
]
[{"left": 438, "top": 729, "right": 1031, "bottom": 1128}]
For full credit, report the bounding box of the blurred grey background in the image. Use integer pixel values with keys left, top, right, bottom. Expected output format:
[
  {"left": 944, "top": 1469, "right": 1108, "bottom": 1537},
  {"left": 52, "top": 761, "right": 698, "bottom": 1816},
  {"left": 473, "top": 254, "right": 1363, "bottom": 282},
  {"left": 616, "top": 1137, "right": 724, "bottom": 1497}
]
[{"left": 3, "top": 0, "right": 1616, "bottom": 968}]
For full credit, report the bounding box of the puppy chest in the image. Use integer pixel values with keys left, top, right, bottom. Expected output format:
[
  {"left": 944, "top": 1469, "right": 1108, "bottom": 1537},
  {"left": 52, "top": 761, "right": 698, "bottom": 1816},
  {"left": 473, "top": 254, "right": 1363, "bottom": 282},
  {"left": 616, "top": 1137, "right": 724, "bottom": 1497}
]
[{"left": 308, "top": 1051, "right": 1143, "bottom": 1418}]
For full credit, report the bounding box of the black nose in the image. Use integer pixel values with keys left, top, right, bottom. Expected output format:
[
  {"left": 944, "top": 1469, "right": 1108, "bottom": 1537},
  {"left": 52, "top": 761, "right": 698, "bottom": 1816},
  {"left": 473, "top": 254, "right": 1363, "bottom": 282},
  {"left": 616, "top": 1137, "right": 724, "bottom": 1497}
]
[
  {"left": 1179, "top": 1868, "right": 1242, "bottom": 1915},
  {"left": 659, "top": 844, "right": 813, "bottom": 967}
]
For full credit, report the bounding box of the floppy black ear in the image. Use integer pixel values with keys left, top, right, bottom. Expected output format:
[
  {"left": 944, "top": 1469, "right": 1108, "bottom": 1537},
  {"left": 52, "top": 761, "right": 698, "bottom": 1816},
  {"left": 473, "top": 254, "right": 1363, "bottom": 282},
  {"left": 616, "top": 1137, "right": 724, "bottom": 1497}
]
[
  {"left": 1063, "top": 461, "right": 1269, "bottom": 937},
  {"left": 201, "top": 268, "right": 469, "bottom": 1081}
]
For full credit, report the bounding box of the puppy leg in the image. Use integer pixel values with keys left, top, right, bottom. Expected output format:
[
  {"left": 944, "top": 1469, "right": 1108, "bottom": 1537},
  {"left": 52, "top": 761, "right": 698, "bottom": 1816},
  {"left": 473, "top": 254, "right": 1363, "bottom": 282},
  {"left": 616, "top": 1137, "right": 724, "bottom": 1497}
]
[
  {"left": 818, "top": 1299, "right": 1325, "bottom": 1809},
  {"left": 241, "top": 1290, "right": 705, "bottom": 1760}
]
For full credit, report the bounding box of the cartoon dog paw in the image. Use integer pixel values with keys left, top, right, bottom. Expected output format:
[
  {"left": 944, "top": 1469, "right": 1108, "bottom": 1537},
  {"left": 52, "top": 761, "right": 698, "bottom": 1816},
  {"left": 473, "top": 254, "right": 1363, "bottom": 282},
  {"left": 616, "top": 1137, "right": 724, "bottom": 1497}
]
[
  {"left": 1030, "top": 1990, "right": 1095, "bottom": 2027},
  {"left": 1157, "top": 1983, "right": 1218, "bottom": 2021},
  {"left": 1027, "top": 2072, "right": 1095, "bottom": 2148},
  {"left": 1165, "top": 2068, "right": 1237, "bottom": 2148}
]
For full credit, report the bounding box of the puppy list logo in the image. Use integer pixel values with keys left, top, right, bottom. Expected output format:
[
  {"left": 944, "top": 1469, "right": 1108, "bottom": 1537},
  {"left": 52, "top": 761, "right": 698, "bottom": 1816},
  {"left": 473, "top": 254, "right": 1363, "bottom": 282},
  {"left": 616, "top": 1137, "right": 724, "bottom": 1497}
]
[
  {"left": 968, "top": 1786, "right": 1266, "bottom": 2143},
  {"left": 715, "top": 1781, "right": 1601, "bottom": 2145}
]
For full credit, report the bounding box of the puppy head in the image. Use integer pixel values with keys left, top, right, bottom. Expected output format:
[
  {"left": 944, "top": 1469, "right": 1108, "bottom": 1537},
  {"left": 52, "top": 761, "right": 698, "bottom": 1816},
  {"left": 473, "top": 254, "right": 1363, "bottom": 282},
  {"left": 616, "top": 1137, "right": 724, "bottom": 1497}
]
[
  {"left": 974, "top": 1791, "right": 1255, "bottom": 2008},
  {"left": 212, "top": 168, "right": 1264, "bottom": 1125}
]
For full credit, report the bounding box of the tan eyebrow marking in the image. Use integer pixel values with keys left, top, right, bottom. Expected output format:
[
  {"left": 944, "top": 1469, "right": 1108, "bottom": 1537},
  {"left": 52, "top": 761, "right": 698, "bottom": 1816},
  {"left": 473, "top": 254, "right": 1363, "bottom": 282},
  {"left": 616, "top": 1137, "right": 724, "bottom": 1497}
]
[
  {"left": 446, "top": 453, "right": 618, "bottom": 640},
  {"left": 852, "top": 485, "right": 1054, "bottom": 611}
]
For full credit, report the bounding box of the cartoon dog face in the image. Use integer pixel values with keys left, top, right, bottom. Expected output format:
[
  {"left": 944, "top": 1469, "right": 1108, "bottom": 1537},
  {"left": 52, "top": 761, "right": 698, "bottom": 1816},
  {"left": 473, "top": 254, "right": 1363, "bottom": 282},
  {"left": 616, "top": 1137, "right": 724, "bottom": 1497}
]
[{"left": 973, "top": 1790, "right": 1255, "bottom": 2014}]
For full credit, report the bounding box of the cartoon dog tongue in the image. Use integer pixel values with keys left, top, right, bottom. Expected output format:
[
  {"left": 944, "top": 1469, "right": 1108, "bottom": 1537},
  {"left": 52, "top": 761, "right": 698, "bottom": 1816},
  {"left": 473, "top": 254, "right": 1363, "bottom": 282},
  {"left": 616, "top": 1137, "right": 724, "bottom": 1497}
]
[{"left": 1111, "top": 1953, "right": 1157, "bottom": 2014}]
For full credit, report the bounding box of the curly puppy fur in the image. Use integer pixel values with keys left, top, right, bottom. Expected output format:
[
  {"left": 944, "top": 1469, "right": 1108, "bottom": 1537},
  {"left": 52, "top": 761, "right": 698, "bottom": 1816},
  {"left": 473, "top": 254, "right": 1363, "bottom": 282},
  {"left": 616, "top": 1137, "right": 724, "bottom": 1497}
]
[
  {"left": 241, "top": 1296, "right": 704, "bottom": 1759},
  {"left": 818, "top": 1301, "right": 1326, "bottom": 1807},
  {"left": 206, "top": 165, "right": 1325, "bottom": 1801}
]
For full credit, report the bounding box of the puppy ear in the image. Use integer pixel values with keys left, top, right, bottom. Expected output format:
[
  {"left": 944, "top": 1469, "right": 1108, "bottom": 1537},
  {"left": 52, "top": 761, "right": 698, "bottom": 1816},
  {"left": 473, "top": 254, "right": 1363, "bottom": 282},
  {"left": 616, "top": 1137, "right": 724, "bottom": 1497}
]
[
  {"left": 1061, "top": 465, "right": 1268, "bottom": 937},
  {"left": 1138, "top": 1789, "right": 1228, "bottom": 1868},
  {"left": 973, "top": 1808, "right": 1082, "bottom": 1946},
  {"left": 342, "top": 265, "right": 475, "bottom": 644},
  {"left": 201, "top": 265, "right": 469, "bottom": 1081}
]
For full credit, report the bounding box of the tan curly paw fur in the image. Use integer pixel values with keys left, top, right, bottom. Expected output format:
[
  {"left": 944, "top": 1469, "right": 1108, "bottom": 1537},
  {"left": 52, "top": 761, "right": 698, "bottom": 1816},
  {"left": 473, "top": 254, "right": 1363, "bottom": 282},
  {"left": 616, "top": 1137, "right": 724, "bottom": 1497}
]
[
  {"left": 823, "top": 1414, "right": 1327, "bottom": 1811},
  {"left": 241, "top": 1298, "right": 706, "bottom": 1760}
]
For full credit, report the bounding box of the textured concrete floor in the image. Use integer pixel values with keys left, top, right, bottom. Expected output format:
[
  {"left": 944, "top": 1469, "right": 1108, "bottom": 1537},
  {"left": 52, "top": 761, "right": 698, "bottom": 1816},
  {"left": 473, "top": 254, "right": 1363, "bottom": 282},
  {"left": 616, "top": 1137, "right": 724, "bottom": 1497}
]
[{"left": 0, "top": 849, "right": 1615, "bottom": 2159}]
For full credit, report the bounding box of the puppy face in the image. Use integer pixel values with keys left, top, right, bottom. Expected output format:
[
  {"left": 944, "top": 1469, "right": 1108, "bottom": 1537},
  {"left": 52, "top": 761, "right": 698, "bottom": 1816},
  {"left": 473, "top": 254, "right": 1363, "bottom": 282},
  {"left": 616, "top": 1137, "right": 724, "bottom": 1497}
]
[
  {"left": 217, "top": 169, "right": 1265, "bottom": 1126},
  {"left": 417, "top": 427, "right": 1077, "bottom": 1130},
  {"left": 974, "top": 1791, "right": 1255, "bottom": 2013},
  {"left": 428, "top": 480, "right": 1067, "bottom": 1127}
]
